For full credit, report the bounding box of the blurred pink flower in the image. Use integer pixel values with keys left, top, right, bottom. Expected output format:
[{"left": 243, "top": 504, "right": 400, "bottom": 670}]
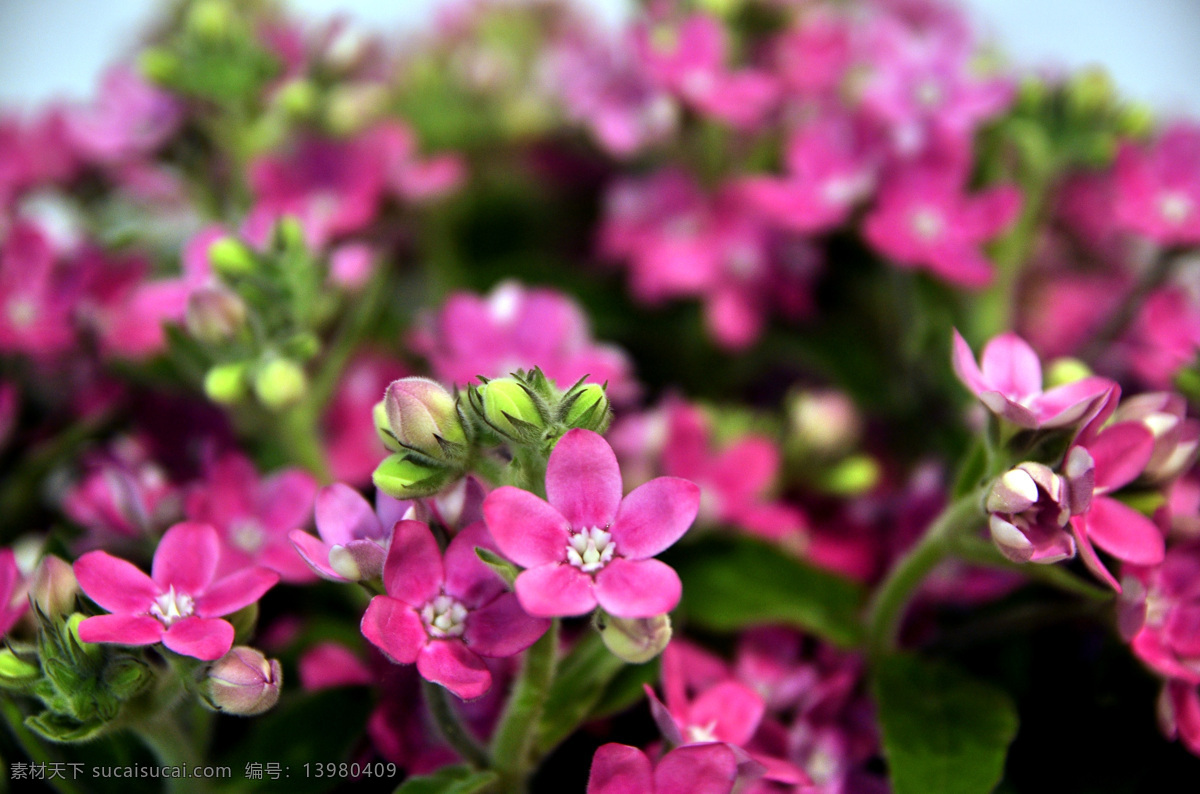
[
  {"left": 64, "top": 66, "right": 182, "bottom": 164},
  {"left": 0, "top": 548, "right": 30, "bottom": 636},
  {"left": 587, "top": 742, "right": 741, "bottom": 794},
  {"left": 0, "top": 223, "right": 77, "bottom": 357},
  {"left": 290, "top": 482, "right": 412, "bottom": 582},
  {"left": 1115, "top": 124, "right": 1200, "bottom": 246}
]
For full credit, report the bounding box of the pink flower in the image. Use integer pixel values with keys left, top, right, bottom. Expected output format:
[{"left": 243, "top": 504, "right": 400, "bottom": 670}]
[
  {"left": 772, "top": 10, "right": 853, "bottom": 98},
  {"left": 587, "top": 743, "right": 741, "bottom": 794},
  {"left": 1159, "top": 679, "right": 1200, "bottom": 757},
  {"left": 73, "top": 522, "right": 278, "bottom": 660},
  {"left": 1121, "top": 288, "right": 1200, "bottom": 390},
  {"left": 63, "top": 435, "right": 179, "bottom": 544},
  {"left": 864, "top": 165, "right": 1020, "bottom": 287},
  {"left": 185, "top": 453, "right": 318, "bottom": 583},
  {"left": 64, "top": 66, "right": 182, "bottom": 164},
  {"left": 0, "top": 548, "right": 30, "bottom": 636},
  {"left": 290, "top": 483, "right": 412, "bottom": 582},
  {"left": 951, "top": 329, "right": 1116, "bottom": 429},
  {"left": 0, "top": 222, "right": 77, "bottom": 358},
  {"left": 299, "top": 641, "right": 374, "bottom": 691},
  {"left": 412, "top": 281, "right": 637, "bottom": 401},
  {"left": 986, "top": 460, "right": 1091, "bottom": 565},
  {"left": 1114, "top": 124, "right": 1200, "bottom": 246},
  {"left": 483, "top": 429, "right": 699, "bottom": 619},
  {"left": 360, "top": 520, "right": 549, "bottom": 700},
  {"left": 1121, "top": 542, "right": 1200, "bottom": 684}
]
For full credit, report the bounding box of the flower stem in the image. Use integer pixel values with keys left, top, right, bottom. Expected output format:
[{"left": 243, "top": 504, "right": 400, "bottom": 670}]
[
  {"left": 277, "top": 402, "right": 333, "bottom": 484},
  {"left": 490, "top": 620, "right": 559, "bottom": 792},
  {"left": 865, "top": 488, "right": 986, "bottom": 659},
  {"left": 422, "top": 678, "right": 491, "bottom": 769},
  {"left": 129, "top": 710, "right": 211, "bottom": 794},
  {"left": 0, "top": 699, "right": 86, "bottom": 794}
]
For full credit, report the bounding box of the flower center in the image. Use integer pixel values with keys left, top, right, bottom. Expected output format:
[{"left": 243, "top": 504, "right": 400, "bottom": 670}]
[
  {"left": 231, "top": 519, "right": 266, "bottom": 553},
  {"left": 566, "top": 527, "right": 616, "bottom": 573},
  {"left": 1159, "top": 191, "right": 1193, "bottom": 225},
  {"left": 150, "top": 586, "right": 195, "bottom": 627},
  {"left": 687, "top": 720, "right": 719, "bottom": 743},
  {"left": 420, "top": 594, "right": 468, "bottom": 639},
  {"left": 910, "top": 208, "right": 945, "bottom": 241},
  {"left": 6, "top": 297, "right": 37, "bottom": 329}
]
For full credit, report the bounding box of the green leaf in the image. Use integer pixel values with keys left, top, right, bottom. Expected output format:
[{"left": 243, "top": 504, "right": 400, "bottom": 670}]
[
  {"left": 589, "top": 656, "right": 661, "bottom": 722},
  {"left": 535, "top": 632, "right": 626, "bottom": 754},
  {"left": 873, "top": 654, "right": 1018, "bottom": 794},
  {"left": 668, "top": 535, "right": 866, "bottom": 646},
  {"left": 475, "top": 547, "right": 519, "bottom": 588},
  {"left": 393, "top": 765, "right": 499, "bottom": 794}
]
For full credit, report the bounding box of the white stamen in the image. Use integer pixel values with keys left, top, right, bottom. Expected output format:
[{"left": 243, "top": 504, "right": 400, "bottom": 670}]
[
  {"left": 910, "top": 208, "right": 944, "bottom": 241},
  {"left": 420, "top": 594, "right": 468, "bottom": 639},
  {"left": 150, "top": 586, "right": 195, "bottom": 627},
  {"left": 566, "top": 527, "right": 616, "bottom": 574},
  {"left": 1159, "top": 191, "right": 1193, "bottom": 225}
]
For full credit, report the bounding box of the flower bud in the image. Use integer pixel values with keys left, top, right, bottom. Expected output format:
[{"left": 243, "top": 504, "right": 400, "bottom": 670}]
[
  {"left": 139, "top": 48, "right": 180, "bottom": 86},
  {"left": 254, "top": 358, "right": 307, "bottom": 410},
  {"left": 208, "top": 236, "right": 257, "bottom": 278},
  {"left": 0, "top": 650, "right": 39, "bottom": 687},
  {"left": 818, "top": 455, "right": 880, "bottom": 496},
  {"left": 65, "top": 613, "right": 103, "bottom": 662},
  {"left": 597, "top": 612, "right": 672, "bottom": 664},
  {"left": 204, "top": 361, "right": 249, "bottom": 405},
  {"left": 987, "top": 468, "right": 1041, "bottom": 515},
  {"left": 561, "top": 383, "right": 610, "bottom": 431},
  {"left": 788, "top": 390, "right": 861, "bottom": 457},
  {"left": 186, "top": 0, "right": 233, "bottom": 41},
  {"left": 186, "top": 286, "right": 247, "bottom": 344},
  {"left": 276, "top": 79, "right": 319, "bottom": 118},
  {"left": 30, "top": 555, "right": 77, "bottom": 618},
  {"left": 384, "top": 377, "right": 466, "bottom": 457},
  {"left": 373, "top": 454, "right": 452, "bottom": 499},
  {"left": 325, "top": 84, "right": 387, "bottom": 136},
  {"left": 477, "top": 378, "right": 543, "bottom": 437},
  {"left": 207, "top": 646, "right": 282, "bottom": 716},
  {"left": 1044, "top": 358, "right": 1093, "bottom": 389},
  {"left": 374, "top": 400, "right": 402, "bottom": 452}
]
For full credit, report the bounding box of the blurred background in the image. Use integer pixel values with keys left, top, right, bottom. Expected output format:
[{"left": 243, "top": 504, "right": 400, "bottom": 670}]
[{"left": 2, "top": 0, "right": 1199, "bottom": 113}]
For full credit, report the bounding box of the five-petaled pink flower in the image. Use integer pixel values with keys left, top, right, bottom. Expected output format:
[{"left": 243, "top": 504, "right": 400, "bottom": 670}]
[
  {"left": 483, "top": 428, "right": 700, "bottom": 619},
  {"left": 73, "top": 522, "right": 279, "bottom": 660},
  {"left": 951, "top": 329, "right": 1116, "bottom": 430},
  {"left": 360, "top": 520, "right": 549, "bottom": 700},
  {"left": 290, "top": 483, "right": 413, "bottom": 583},
  {"left": 587, "top": 742, "right": 741, "bottom": 794}
]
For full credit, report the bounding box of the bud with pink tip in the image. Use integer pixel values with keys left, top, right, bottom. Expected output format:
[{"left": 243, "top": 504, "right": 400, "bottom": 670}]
[
  {"left": 207, "top": 646, "right": 282, "bottom": 716},
  {"left": 381, "top": 377, "right": 467, "bottom": 459},
  {"left": 30, "top": 555, "right": 77, "bottom": 618}
]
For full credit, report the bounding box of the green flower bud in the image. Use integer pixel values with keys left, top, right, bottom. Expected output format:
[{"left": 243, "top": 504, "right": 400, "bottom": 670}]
[
  {"left": 139, "top": 48, "right": 180, "bottom": 85},
  {"left": 562, "top": 383, "right": 610, "bottom": 431},
  {"left": 204, "top": 362, "right": 249, "bottom": 405},
  {"left": 273, "top": 216, "right": 307, "bottom": 253},
  {"left": 1044, "top": 357, "right": 1093, "bottom": 389},
  {"left": 0, "top": 650, "right": 40, "bottom": 688},
  {"left": 374, "top": 400, "right": 402, "bottom": 452},
  {"left": 186, "top": 0, "right": 233, "bottom": 41},
  {"left": 818, "top": 455, "right": 880, "bottom": 496},
  {"left": 373, "top": 454, "right": 452, "bottom": 499},
  {"left": 102, "top": 657, "right": 152, "bottom": 701},
  {"left": 207, "top": 647, "right": 282, "bottom": 716},
  {"left": 276, "top": 79, "right": 319, "bottom": 118},
  {"left": 597, "top": 612, "right": 672, "bottom": 664},
  {"left": 254, "top": 358, "right": 307, "bottom": 410},
  {"left": 1067, "top": 68, "right": 1114, "bottom": 116},
  {"left": 208, "top": 236, "right": 257, "bottom": 277},
  {"left": 478, "top": 378, "right": 543, "bottom": 437},
  {"left": 186, "top": 286, "right": 247, "bottom": 344},
  {"left": 384, "top": 377, "right": 467, "bottom": 458},
  {"left": 65, "top": 613, "right": 103, "bottom": 664}
]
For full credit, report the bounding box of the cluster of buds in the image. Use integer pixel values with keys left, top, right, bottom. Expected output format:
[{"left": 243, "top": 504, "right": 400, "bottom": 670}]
[
  {"left": 986, "top": 448, "right": 1095, "bottom": 564},
  {"left": 372, "top": 368, "right": 611, "bottom": 500}
]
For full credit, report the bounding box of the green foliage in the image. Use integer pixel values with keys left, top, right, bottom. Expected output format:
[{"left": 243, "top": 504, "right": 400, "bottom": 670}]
[{"left": 393, "top": 765, "right": 499, "bottom": 794}]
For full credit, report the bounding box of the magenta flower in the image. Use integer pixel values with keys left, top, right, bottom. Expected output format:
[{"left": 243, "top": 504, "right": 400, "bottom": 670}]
[
  {"left": 587, "top": 743, "right": 740, "bottom": 794},
  {"left": 0, "top": 548, "right": 30, "bottom": 636},
  {"left": 291, "top": 483, "right": 413, "bottom": 582},
  {"left": 1160, "top": 679, "right": 1200, "bottom": 758},
  {"left": 0, "top": 222, "right": 77, "bottom": 358},
  {"left": 360, "top": 520, "right": 549, "bottom": 700},
  {"left": 73, "top": 522, "right": 278, "bottom": 660},
  {"left": 864, "top": 165, "right": 1020, "bottom": 288},
  {"left": 951, "top": 329, "right": 1116, "bottom": 429},
  {"left": 64, "top": 66, "right": 182, "bottom": 164},
  {"left": 1122, "top": 288, "right": 1200, "bottom": 390},
  {"left": 63, "top": 435, "right": 179, "bottom": 544},
  {"left": 1121, "top": 541, "right": 1200, "bottom": 684},
  {"left": 484, "top": 429, "right": 698, "bottom": 619},
  {"left": 185, "top": 453, "right": 318, "bottom": 583},
  {"left": 1114, "top": 123, "right": 1200, "bottom": 246}
]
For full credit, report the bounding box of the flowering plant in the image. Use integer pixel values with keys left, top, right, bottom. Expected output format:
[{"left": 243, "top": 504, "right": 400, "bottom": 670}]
[{"left": 1, "top": 0, "right": 1199, "bottom": 792}]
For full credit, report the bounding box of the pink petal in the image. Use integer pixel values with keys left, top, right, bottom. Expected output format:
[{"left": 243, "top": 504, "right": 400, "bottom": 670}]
[
  {"left": 594, "top": 558, "right": 682, "bottom": 619},
  {"left": 152, "top": 522, "right": 220, "bottom": 593},
  {"left": 546, "top": 429, "right": 624, "bottom": 530},
  {"left": 610, "top": 477, "right": 700, "bottom": 560},
  {"left": 259, "top": 469, "right": 319, "bottom": 532},
  {"left": 74, "top": 551, "right": 159, "bottom": 614},
  {"left": 289, "top": 529, "right": 345, "bottom": 581},
  {"left": 195, "top": 567, "right": 279, "bottom": 617},
  {"left": 1086, "top": 497, "right": 1165, "bottom": 566},
  {"left": 1165, "top": 605, "right": 1200, "bottom": 657},
  {"left": 77, "top": 614, "right": 163, "bottom": 646},
  {"left": 162, "top": 616, "right": 234, "bottom": 660},
  {"left": 417, "top": 640, "right": 492, "bottom": 701},
  {"left": 1070, "top": 520, "right": 1121, "bottom": 592},
  {"left": 951, "top": 329, "right": 988, "bottom": 396},
  {"left": 443, "top": 522, "right": 507, "bottom": 609},
  {"left": 979, "top": 332, "right": 1041, "bottom": 399},
  {"left": 464, "top": 592, "right": 550, "bottom": 658},
  {"left": 655, "top": 744, "right": 740, "bottom": 794},
  {"left": 299, "top": 642, "right": 373, "bottom": 691},
  {"left": 360, "top": 595, "right": 426, "bottom": 664},
  {"left": 514, "top": 564, "right": 596, "bottom": 617},
  {"left": 483, "top": 487, "right": 570, "bottom": 568},
  {"left": 1034, "top": 377, "right": 1115, "bottom": 429},
  {"left": 687, "top": 681, "right": 765, "bottom": 745},
  {"left": 1087, "top": 423, "right": 1155, "bottom": 493},
  {"left": 315, "top": 483, "right": 382, "bottom": 545},
  {"left": 328, "top": 539, "right": 387, "bottom": 582},
  {"left": 587, "top": 744, "right": 654, "bottom": 794},
  {"left": 382, "top": 520, "right": 444, "bottom": 605}
]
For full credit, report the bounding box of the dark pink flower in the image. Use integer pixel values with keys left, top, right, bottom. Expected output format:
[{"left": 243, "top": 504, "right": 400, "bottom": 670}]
[
  {"left": 290, "top": 483, "right": 412, "bottom": 582},
  {"left": 63, "top": 435, "right": 180, "bottom": 544},
  {"left": 1121, "top": 288, "right": 1200, "bottom": 390},
  {"left": 484, "top": 429, "right": 699, "bottom": 619},
  {"left": 587, "top": 742, "right": 740, "bottom": 794},
  {"left": 360, "top": 520, "right": 549, "bottom": 700},
  {"left": 1114, "top": 124, "right": 1200, "bottom": 246},
  {"left": 864, "top": 166, "right": 1020, "bottom": 287},
  {"left": 74, "top": 522, "right": 278, "bottom": 660},
  {"left": 1159, "top": 679, "right": 1200, "bottom": 757},
  {"left": 299, "top": 641, "right": 374, "bottom": 691},
  {"left": 951, "top": 329, "right": 1116, "bottom": 429},
  {"left": 0, "top": 222, "right": 77, "bottom": 358},
  {"left": 185, "top": 453, "right": 318, "bottom": 583},
  {"left": 1121, "top": 540, "right": 1200, "bottom": 684},
  {"left": 0, "top": 548, "right": 30, "bottom": 636}
]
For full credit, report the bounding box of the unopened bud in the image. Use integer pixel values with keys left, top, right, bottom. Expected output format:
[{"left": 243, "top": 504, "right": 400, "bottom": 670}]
[
  {"left": 818, "top": 455, "right": 879, "bottom": 495},
  {"left": 987, "top": 468, "right": 1040, "bottom": 515},
  {"left": 204, "top": 362, "right": 249, "bottom": 405},
  {"left": 139, "top": 48, "right": 180, "bottom": 86},
  {"left": 186, "top": 287, "right": 247, "bottom": 344},
  {"left": 789, "top": 390, "right": 861, "bottom": 456},
  {"left": 0, "top": 650, "right": 38, "bottom": 687},
  {"left": 186, "top": 0, "right": 233, "bottom": 41},
  {"left": 562, "top": 383, "right": 610, "bottom": 431},
  {"left": 384, "top": 377, "right": 466, "bottom": 457},
  {"left": 254, "top": 358, "right": 307, "bottom": 410},
  {"left": 66, "top": 613, "right": 103, "bottom": 662},
  {"left": 374, "top": 400, "right": 402, "bottom": 452},
  {"left": 273, "top": 216, "right": 307, "bottom": 253},
  {"left": 1067, "top": 68, "right": 1114, "bottom": 116},
  {"left": 208, "top": 236, "right": 256, "bottom": 277},
  {"left": 597, "top": 612, "right": 672, "bottom": 664},
  {"left": 31, "top": 555, "right": 77, "bottom": 618},
  {"left": 207, "top": 646, "right": 282, "bottom": 716},
  {"left": 477, "top": 378, "right": 543, "bottom": 437},
  {"left": 325, "top": 84, "right": 388, "bottom": 136},
  {"left": 277, "top": 79, "right": 319, "bottom": 118},
  {"left": 372, "top": 454, "right": 451, "bottom": 499}
]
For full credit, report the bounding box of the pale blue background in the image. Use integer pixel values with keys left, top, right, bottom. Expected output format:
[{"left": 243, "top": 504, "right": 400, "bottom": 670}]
[{"left": 1, "top": 0, "right": 1198, "bottom": 113}]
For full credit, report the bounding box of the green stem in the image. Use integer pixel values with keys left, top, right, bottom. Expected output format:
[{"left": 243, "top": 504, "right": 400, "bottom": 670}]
[
  {"left": 421, "top": 679, "right": 491, "bottom": 769},
  {"left": 129, "top": 710, "right": 210, "bottom": 794},
  {"left": 950, "top": 535, "right": 1114, "bottom": 601},
  {"left": 866, "top": 489, "right": 987, "bottom": 659},
  {"left": 308, "top": 264, "right": 391, "bottom": 414},
  {"left": 277, "top": 402, "right": 332, "bottom": 484},
  {"left": 489, "top": 620, "right": 559, "bottom": 793},
  {"left": 0, "top": 700, "right": 85, "bottom": 794}
]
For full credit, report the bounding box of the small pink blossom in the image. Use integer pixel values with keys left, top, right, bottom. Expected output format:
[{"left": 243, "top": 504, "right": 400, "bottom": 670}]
[
  {"left": 0, "top": 222, "right": 77, "bottom": 358},
  {"left": 73, "top": 522, "right": 278, "bottom": 660},
  {"left": 587, "top": 742, "right": 741, "bottom": 794},
  {"left": 290, "top": 483, "right": 412, "bottom": 582},
  {"left": 1121, "top": 541, "right": 1200, "bottom": 684},
  {"left": 1121, "top": 288, "right": 1200, "bottom": 390},
  {"left": 63, "top": 435, "right": 179, "bottom": 545},
  {"left": 64, "top": 66, "right": 182, "bottom": 164},
  {"left": 951, "top": 329, "right": 1116, "bottom": 429},
  {"left": 299, "top": 641, "right": 374, "bottom": 691},
  {"left": 360, "top": 520, "right": 549, "bottom": 700},
  {"left": 483, "top": 428, "right": 699, "bottom": 619},
  {"left": 864, "top": 166, "right": 1020, "bottom": 287},
  {"left": 0, "top": 548, "right": 30, "bottom": 636},
  {"left": 1114, "top": 124, "right": 1200, "bottom": 246}
]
